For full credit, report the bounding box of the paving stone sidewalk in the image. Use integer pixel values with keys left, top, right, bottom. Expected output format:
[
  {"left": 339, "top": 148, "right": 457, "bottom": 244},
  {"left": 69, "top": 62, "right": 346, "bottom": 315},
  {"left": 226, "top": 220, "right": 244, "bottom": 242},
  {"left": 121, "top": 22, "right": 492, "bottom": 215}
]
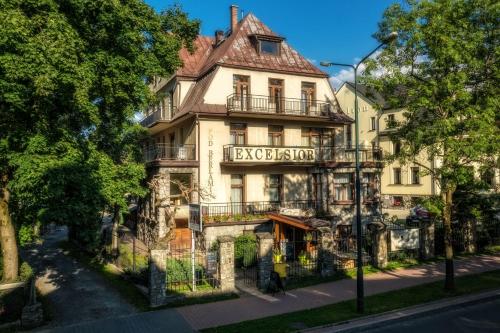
[{"left": 176, "top": 254, "right": 500, "bottom": 330}]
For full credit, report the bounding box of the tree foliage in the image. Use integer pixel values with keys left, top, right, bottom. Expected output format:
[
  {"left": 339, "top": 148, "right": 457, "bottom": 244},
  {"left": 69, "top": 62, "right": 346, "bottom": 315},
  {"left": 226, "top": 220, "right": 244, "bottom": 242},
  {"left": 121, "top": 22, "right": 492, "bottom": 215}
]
[
  {"left": 364, "top": 0, "right": 499, "bottom": 289},
  {"left": 0, "top": 0, "right": 199, "bottom": 279}
]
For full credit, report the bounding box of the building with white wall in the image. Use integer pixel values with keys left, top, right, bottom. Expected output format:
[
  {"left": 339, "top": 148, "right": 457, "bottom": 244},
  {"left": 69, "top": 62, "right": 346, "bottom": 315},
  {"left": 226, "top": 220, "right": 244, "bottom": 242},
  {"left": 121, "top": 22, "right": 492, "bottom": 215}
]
[{"left": 138, "top": 6, "right": 383, "bottom": 248}]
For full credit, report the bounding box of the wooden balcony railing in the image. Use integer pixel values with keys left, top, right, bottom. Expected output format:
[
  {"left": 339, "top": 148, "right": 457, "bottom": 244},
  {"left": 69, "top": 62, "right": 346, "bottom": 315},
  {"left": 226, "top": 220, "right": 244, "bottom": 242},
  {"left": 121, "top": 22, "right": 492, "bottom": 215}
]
[
  {"left": 143, "top": 144, "right": 196, "bottom": 162},
  {"left": 227, "top": 94, "right": 333, "bottom": 117}
]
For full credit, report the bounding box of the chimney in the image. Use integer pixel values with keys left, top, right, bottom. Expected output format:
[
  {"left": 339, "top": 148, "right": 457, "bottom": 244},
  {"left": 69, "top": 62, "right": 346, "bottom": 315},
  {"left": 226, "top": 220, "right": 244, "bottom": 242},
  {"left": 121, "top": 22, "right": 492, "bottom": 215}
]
[
  {"left": 230, "top": 5, "right": 238, "bottom": 33},
  {"left": 214, "top": 30, "right": 224, "bottom": 45}
]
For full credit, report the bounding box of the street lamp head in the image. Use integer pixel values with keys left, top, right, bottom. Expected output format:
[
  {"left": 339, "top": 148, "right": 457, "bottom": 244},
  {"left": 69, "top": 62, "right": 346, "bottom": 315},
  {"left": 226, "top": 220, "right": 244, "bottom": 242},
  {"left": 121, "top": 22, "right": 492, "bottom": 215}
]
[
  {"left": 320, "top": 61, "right": 332, "bottom": 67},
  {"left": 382, "top": 31, "right": 398, "bottom": 44}
]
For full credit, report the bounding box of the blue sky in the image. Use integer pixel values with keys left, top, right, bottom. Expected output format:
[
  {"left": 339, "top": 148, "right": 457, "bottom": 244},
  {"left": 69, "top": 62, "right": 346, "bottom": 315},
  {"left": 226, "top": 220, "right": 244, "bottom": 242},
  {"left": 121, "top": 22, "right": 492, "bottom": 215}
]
[{"left": 145, "top": 0, "right": 402, "bottom": 88}]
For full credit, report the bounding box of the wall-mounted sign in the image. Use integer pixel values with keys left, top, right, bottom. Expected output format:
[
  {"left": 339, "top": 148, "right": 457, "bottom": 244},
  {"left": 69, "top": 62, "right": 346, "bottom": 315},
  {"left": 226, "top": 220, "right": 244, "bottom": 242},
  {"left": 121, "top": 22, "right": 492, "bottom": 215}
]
[
  {"left": 228, "top": 146, "right": 316, "bottom": 162},
  {"left": 188, "top": 204, "right": 202, "bottom": 232},
  {"left": 390, "top": 228, "right": 419, "bottom": 251}
]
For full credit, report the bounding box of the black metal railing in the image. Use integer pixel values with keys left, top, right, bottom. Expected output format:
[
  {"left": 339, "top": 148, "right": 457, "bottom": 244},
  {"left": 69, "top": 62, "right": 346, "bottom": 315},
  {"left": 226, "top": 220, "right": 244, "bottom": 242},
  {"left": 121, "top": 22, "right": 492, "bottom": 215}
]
[
  {"left": 143, "top": 144, "right": 196, "bottom": 162},
  {"left": 222, "top": 145, "right": 382, "bottom": 163},
  {"left": 202, "top": 200, "right": 320, "bottom": 221},
  {"left": 227, "top": 94, "right": 333, "bottom": 117},
  {"left": 140, "top": 106, "right": 176, "bottom": 127}
]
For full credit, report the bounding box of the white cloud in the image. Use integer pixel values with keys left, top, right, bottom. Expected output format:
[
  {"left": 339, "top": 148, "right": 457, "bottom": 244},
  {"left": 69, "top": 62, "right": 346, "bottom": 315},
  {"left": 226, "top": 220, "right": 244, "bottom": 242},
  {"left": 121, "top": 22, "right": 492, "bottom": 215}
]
[{"left": 328, "top": 50, "right": 385, "bottom": 89}]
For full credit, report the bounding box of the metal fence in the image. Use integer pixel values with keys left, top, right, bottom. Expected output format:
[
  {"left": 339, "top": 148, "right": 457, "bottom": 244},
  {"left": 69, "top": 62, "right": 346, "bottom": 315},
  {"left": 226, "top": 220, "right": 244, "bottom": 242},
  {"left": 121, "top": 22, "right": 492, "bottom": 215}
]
[
  {"left": 202, "top": 200, "right": 319, "bottom": 220},
  {"left": 165, "top": 244, "right": 220, "bottom": 294},
  {"left": 333, "top": 230, "right": 372, "bottom": 270},
  {"left": 234, "top": 239, "right": 259, "bottom": 287},
  {"left": 274, "top": 240, "right": 320, "bottom": 280}
]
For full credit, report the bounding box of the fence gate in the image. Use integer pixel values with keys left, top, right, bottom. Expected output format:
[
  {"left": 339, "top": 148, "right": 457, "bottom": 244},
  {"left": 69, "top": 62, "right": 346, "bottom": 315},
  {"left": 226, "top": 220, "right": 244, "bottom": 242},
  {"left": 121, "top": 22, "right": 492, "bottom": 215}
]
[{"left": 234, "top": 240, "right": 259, "bottom": 288}]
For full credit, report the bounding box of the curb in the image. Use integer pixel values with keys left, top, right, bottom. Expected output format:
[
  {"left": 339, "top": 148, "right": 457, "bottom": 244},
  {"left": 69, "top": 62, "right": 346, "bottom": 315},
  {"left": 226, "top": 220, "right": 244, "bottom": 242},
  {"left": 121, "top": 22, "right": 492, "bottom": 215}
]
[{"left": 301, "top": 288, "right": 500, "bottom": 333}]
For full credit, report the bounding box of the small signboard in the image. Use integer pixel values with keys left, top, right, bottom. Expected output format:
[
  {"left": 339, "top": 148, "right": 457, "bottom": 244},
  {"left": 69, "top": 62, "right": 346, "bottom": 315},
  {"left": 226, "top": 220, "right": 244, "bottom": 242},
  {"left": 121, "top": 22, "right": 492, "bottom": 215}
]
[
  {"left": 188, "top": 204, "right": 202, "bottom": 232},
  {"left": 390, "top": 228, "right": 419, "bottom": 251}
]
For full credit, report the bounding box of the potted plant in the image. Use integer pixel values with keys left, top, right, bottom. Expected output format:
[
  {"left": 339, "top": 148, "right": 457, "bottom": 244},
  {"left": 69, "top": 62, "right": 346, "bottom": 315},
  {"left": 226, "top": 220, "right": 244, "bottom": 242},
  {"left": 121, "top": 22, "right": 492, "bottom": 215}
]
[
  {"left": 273, "top": 248, "right": 283, "bottom": 263},
  {"left": 273, "top": 248, "right": 287, "bottom": 278},
  {"left": 298, "top": 250, "right": 310, "bottom": 266}
]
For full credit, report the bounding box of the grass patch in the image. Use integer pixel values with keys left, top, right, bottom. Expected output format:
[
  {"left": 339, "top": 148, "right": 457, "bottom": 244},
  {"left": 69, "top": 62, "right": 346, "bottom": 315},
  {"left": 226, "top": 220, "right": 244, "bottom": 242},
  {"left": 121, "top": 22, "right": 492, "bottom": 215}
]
[
  {"left": 203, "top": 269, "right": 500, "bottom": 333},
  {"left": 59, "top": 240, "right": 150, "bottom": 312}
]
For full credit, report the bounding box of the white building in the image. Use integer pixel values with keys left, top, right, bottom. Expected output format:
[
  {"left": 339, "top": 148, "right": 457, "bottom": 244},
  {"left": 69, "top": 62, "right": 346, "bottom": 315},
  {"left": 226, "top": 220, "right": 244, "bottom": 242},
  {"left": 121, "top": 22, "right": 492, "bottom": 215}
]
[{"left": 138, "top": 6, "right": 383, "bottom": 248}]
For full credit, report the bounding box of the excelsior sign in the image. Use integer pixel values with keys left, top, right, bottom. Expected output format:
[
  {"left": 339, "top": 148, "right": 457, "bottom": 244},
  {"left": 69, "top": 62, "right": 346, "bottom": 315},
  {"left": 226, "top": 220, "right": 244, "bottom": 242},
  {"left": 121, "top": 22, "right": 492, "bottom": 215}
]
[{"left": 228, "top": 146, "right": 316, "bottom": 162}]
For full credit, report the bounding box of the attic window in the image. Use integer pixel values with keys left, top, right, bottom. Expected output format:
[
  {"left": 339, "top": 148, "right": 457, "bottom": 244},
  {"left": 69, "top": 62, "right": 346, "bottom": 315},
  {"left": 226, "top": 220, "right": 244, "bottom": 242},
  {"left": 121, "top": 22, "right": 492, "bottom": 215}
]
[{"left": 260, "top": 40, "right": 280, "bottom": 55}]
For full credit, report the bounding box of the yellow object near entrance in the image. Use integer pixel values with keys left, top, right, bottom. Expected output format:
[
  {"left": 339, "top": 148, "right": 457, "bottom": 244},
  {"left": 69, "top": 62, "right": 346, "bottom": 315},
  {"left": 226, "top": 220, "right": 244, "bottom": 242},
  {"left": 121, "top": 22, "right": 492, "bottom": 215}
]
[{"left": 274, "top": 263, "right": 287, "bottom": 278}]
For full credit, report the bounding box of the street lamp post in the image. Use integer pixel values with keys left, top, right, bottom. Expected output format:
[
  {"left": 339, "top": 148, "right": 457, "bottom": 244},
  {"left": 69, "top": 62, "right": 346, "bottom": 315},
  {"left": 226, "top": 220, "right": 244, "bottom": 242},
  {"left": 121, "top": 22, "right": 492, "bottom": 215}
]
[{"left": 320, "top": 32, "right": 397, "bottom": 314}]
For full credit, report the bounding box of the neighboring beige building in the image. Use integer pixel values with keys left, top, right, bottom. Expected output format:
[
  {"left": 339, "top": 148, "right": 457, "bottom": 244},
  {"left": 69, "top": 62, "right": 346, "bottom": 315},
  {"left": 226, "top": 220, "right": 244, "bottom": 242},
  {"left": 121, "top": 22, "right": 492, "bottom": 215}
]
[
  {"left": 137, "top": 6, "right": 383, "bottom": 248},
  {"left": 336, "top": 82, "right": 439, "bottom": 218}
]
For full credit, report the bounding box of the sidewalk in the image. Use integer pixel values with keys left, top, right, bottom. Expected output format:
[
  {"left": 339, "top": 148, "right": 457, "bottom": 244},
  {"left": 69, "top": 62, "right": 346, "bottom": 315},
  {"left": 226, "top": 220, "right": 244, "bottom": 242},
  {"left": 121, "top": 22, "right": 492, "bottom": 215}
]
[{"left": 176, "top": 254, "right": 500, "bottom": 330}]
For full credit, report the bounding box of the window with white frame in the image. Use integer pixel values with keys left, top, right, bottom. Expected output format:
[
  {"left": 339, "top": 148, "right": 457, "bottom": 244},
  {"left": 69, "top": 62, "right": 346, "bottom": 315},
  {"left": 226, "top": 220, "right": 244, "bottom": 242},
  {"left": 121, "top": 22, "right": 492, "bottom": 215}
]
[
  {"left": 370, "top": 117, "right": 376, "bottom": 131},
  {"left": 411, "top": 167, "right": 420, "bottom": 184},
  {"left": 333, "top": 173, "right": 354, "bottom": 202}
]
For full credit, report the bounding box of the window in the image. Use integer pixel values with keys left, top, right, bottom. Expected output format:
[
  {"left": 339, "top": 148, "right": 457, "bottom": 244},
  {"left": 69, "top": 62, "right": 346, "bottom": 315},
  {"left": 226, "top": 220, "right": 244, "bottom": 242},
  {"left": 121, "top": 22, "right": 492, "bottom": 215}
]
[
  {"left": 393, "top": 196, "right": 403, "bottom": 207},
  {"left": 268, "top": 174, "right": 282, "bottom": 202},
  {"left": 260, "top": 40, "right": 280, "bottom": 55},
  {"left": 362, "top": 173, "right": 376, "bottom": 201},
  {"left": 370, "top": 117, "right": 376, "bottom": 131},
  {"left": 269, "top": 78, "right": 284, "bottom": 113},
  {"left": 393, "top": 168, "right": 402, "bottom": 184},
  {"left": 231, "top": 174, "right": 245, "bottom": 214},
  {"left": 233, "top": 75, "right": 250, "bottom": 111},
  {"left": 393, "top": 141, "right": 401, "bottom": 154},
  {"left": 301, "top": 82, "right": 316, "bottom": 114},
  {"left": 268, "top": 125, "right": 283, "bottom": 146},
  {"left": 387, "top": 114, "right": 395, "bottom": 128},
  {"left": 346, "top": 124, "right": 352, "bottom": 148},
  {"left": 170, "top": 174, "right": 191, "bottom": 205},
  {"left": 230, "top": 123, "right": 246, "bottom": 145},
  {"left": 411, "top": 167, "right": 420, "bottom": 184},
  {"left": 302, "top": 127, "right": 334, "bottom": 159},
  {"left": 333, "top": 173, "right": 354, "bottom": 202}
]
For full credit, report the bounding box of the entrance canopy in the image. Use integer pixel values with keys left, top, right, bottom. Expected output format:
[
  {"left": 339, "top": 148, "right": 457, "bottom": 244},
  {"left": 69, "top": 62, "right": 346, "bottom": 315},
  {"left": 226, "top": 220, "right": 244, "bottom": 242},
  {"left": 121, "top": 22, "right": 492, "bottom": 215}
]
[{"left": 267, "top": 212, "right": 330, "bottom": 231}]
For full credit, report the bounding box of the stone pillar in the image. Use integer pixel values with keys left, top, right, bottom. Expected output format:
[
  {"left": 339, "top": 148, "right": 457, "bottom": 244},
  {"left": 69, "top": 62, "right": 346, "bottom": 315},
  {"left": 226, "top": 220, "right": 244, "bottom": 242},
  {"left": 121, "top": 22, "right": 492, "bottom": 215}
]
[
  {"left": 419, "top": 219, "right": 435, "bottom": 260},
  {"left": 256, "top": 232, "right": 274, "bottom": 290},
  {"left": 149, "top": 249, "right": 168, "bottom": 307},
  {"left": 464, "top": 220, "right": 477, "bottom": 254},
  {"left": 317, "top": 227, "right": 335, "bottom": 276},
  {"left": 218, "top": 235, "right": 235, "bottom": 292},
  {"left": 368, "top": 222, "right": 388, "bottom": 269}
]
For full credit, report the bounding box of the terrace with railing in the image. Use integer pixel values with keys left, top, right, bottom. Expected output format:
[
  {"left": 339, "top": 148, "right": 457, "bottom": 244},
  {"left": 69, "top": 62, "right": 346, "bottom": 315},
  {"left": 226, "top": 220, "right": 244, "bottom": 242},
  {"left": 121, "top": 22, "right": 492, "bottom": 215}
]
[
  {"left": 140, "top": 106, "right": 176, "bottom": 127},
  {"left": 227, "top": 94, "right": 333, "bottom": 117},
  {"left": 143, "top": 144, "right": 196, "bottom": 163},
  {"left": 222, "top": 145, "right": 382, "bottom": 164},
  {"left": 202, "top": 200, "right": 320, "bottom": 223}
]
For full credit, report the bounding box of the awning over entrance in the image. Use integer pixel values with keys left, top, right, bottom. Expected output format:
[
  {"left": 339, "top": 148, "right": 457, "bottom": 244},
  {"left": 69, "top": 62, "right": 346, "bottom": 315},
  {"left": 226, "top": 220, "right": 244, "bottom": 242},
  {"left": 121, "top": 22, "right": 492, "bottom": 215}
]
[{"left": 267, "top": 212, "right": 330, "bottom": 231}]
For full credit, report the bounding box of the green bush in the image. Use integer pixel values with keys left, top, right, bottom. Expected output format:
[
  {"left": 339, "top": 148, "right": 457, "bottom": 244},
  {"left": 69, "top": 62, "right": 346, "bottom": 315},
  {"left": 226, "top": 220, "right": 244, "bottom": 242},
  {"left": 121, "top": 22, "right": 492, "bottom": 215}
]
[
  {"left": 166, "top": 258, "right": 205, "bottom": 284},
  {"left": 235, "top": 234, "right": 257, "bottom": 268},
  {"left": 19, "top": 261, "right": 34, "bottom": 282}
]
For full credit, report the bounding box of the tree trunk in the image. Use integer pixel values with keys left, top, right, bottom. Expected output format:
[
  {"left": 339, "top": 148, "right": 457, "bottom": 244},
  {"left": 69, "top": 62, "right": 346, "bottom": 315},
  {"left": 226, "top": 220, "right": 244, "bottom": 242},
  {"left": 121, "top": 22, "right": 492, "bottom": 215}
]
[
  {"left": 443, "top": 187, "right": 455, "bottom": 290},
  {"left": 0, "top": 182, "right": 19, "bottom": 282},
  {"left": 111, "top": 204, "right": 120, "bottom": 257}
]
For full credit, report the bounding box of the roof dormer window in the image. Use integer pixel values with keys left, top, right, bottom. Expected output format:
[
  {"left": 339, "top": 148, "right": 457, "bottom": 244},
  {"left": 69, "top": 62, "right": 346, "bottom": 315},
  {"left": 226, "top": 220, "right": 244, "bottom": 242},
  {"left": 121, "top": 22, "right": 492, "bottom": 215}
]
[
  {"left": 260, "top": 40, "right": 280, "bottom": 55},
  {"left": 251, "top": 34, "right": 284, "bottom": 56}
]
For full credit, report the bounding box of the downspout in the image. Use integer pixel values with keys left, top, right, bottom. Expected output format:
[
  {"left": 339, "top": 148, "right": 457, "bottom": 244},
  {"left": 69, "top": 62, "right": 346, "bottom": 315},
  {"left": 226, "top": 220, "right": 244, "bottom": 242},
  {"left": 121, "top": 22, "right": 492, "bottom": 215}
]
[{"left": 196, "top": 113, "right": 201, "bottom": 204}]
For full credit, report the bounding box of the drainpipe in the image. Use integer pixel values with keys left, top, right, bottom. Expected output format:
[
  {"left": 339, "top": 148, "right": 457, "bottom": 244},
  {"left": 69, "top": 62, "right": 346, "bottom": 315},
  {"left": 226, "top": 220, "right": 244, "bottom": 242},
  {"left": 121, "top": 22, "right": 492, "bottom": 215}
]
[{"left": 196, "top": 114, "right": 201, "bottom": 204}]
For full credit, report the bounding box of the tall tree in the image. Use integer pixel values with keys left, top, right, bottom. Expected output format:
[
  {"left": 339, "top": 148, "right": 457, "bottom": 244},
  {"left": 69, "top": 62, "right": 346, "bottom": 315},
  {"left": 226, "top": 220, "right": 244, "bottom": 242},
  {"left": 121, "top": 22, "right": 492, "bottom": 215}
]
[
  {"left": 364, "top": 0, "right": 499, "bottom": 289},
  {"left": 0, "top": 0, "right": 199, "bottom": 281}
]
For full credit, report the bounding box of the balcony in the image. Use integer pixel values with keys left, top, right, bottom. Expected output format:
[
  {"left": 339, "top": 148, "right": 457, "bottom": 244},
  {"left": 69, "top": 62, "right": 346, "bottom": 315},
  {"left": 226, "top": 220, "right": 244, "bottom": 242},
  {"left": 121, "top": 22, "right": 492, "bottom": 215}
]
[
  {"left": 140, "top": 107, "right": 176, "bottom": 127},
  {"left": 222, "top": 145, "right": 382, "bottom": 164},
  {"left": 227, "top": 94, "right": 333, "bottom": 117},
  {"left": 143, "top": 144, "right": 196, "bottom": 164}
]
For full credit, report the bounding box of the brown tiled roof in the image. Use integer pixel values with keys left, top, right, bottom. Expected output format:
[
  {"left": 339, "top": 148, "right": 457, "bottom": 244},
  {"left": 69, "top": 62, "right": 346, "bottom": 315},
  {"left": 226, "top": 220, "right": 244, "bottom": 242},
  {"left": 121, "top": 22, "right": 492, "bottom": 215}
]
[
  {"left": 176, "top": 13, "right": 328, "bottom": 79},
  {"left": 176, "top": 36, "right": 214, "bottom": 77}
]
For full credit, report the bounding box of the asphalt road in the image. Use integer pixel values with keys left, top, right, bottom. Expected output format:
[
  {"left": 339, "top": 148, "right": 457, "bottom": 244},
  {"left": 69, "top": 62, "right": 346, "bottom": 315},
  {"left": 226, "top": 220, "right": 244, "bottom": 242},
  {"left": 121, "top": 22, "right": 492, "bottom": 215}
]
[{"left": 366, "top": 298, "right": 500, "bottom": 333}]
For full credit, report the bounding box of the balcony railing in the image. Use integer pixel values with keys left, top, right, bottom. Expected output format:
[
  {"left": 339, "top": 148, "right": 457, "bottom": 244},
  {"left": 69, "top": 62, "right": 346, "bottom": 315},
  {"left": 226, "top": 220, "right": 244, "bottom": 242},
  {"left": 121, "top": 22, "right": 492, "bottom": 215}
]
[
  {"left": 222, "top": 145, "right": 382, "bottom": 163},
  {"left": 143, "top": 144, "right": 196, "bottom": 163},
  {"left": 202, "top": 200, "right": 321, "bottom": 220},
  {"left": 140, "top": 107, "right": 176, "bottom": 127},
  {"left": 227, "top": 94, "right": 333, "bottom": 117}
]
